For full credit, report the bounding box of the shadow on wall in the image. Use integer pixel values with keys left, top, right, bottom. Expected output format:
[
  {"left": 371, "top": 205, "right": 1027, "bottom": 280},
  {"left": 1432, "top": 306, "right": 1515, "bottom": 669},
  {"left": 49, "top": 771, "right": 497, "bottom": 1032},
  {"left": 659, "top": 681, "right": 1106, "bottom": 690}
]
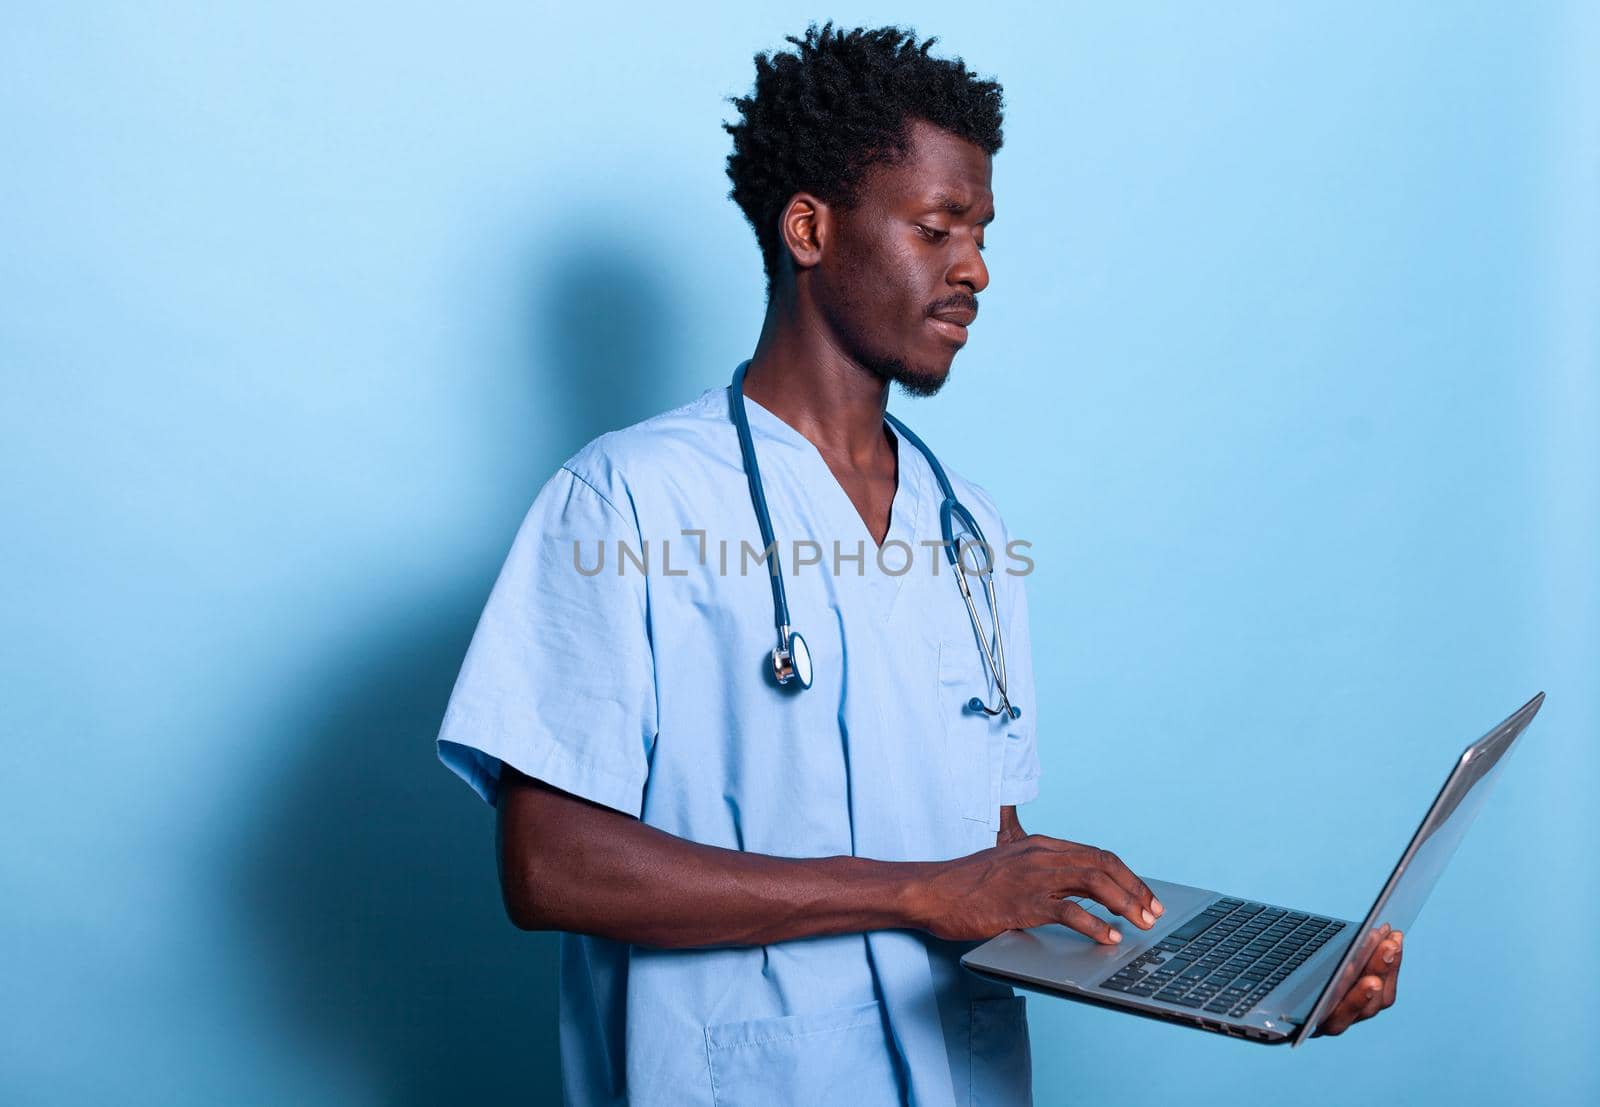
[
  {"left": 236, "top": 609, "right": 562, "bottom": 1105},
  {"left": 233, "top": 237, "right": 692, "bottom": 1103},
  {"left": 534, "top": 236, "right": 694, "bottom": 448}
]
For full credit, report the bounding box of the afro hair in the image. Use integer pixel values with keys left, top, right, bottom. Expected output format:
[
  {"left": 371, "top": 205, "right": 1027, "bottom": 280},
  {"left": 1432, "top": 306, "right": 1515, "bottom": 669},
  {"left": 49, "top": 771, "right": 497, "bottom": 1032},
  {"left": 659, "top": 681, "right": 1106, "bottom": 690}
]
[{"left": 723, "top": 21, "right": 1005, "bottom": 296}]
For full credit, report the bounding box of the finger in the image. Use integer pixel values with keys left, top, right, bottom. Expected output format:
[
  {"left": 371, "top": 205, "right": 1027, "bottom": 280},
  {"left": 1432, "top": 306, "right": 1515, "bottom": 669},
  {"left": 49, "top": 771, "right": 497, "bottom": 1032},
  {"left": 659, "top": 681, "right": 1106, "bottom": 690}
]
[
  {"left": 1037, "top": 838, "right": 1163, "bottom": 917},
  {"left": 1325, "top": 974, "right": 1383, "bottom": 1036},
  {"left": 1362, "top": 933, "right": 1400, "bottom": 978},
  {"left": 1085, "top": 846, "right": 1164, "bottom": 919},
  {"left": 1072, "top": 868, "right": 1156, "bottom": 929},
  {"left": 1357, "top": 975, "right": 1385, "bottom": 1020},
  {"left": 1316, "top": 1000, "right": 1353, "bottom": 1037},
  {"left": 1325, "top": 967, "right": 1382, "bottom": 1035},
  {"left": 1070, "top": 856, "right": 1158, "bottom": 925},
  {"left": 1353, "top": 923, "right": 1389, "bottom": 970},
  {"left": 1382, "top": 932, "right": 1403, "bottom": 1009},
  {"left": 1055, "top": 898, "right": 1123, "bottom": 945}
]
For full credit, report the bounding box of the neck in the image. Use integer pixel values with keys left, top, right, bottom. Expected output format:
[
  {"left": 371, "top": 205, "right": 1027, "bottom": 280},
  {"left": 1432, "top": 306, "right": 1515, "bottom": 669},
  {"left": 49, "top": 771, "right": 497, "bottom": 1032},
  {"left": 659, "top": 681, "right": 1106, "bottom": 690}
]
[{"left": 741, "top": 292, "right": 894, "bottom": 470}]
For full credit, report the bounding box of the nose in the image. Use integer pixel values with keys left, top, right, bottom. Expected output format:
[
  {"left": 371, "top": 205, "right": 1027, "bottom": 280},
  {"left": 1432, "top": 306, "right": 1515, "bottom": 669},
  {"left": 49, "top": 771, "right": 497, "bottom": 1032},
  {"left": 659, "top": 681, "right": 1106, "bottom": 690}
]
[{"left": 948, "top": 231, "right": 988, "bottom": 295}]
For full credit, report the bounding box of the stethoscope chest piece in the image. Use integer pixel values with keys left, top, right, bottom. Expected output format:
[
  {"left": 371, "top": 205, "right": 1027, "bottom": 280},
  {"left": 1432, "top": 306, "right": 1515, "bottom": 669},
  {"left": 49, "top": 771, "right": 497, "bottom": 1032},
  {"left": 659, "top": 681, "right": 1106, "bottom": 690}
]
[
  {"left": 772, "top": 628, "right": 812, "bottom": 690},
  {"left": 731, "top": 358, "right": 1013, "bottom": 715}
]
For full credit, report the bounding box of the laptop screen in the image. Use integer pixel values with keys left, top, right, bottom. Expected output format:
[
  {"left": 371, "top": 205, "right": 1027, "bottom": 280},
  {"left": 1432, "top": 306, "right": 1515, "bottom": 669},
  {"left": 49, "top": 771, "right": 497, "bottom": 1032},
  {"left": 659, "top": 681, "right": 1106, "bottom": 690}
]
[{"left": 1292, "top": 691, "right": 1544, "bottom": 1045}]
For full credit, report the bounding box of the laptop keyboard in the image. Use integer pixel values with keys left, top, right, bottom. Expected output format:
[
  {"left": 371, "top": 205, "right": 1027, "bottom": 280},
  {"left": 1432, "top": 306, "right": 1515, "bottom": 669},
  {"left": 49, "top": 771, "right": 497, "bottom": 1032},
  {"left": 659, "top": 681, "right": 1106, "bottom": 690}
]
[{"left": 1098, "top": 897, "right": 1347, "bottom": 1019}]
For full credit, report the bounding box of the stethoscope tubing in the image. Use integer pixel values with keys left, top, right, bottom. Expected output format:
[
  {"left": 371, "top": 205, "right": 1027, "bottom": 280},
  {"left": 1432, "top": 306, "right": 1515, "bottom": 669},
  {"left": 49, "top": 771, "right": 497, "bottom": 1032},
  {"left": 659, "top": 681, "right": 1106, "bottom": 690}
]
[
  {"left": 730, "top": 361, "right": 792, "bottom": 634},
  {"left": 730, "top": 359, "right": 1018, "bottom": 719}
]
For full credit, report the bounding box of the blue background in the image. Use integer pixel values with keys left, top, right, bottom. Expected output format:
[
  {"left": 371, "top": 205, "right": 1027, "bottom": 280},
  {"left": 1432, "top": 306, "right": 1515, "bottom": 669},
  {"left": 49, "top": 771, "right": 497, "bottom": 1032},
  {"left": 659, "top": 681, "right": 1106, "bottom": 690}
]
[{"left": 3, "top": 4, "right": 1595, "bottom": 1104}]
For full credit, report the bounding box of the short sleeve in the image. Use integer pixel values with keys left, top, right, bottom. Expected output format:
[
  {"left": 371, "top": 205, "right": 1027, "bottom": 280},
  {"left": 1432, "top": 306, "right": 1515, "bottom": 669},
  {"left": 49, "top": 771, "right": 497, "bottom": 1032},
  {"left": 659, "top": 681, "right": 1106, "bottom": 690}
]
[
  {"left": 436, "top": 465, "right": 657, "bottom": 815},
  {"left": 984, "top": 500, "right": 1040, "bottom": 807}
]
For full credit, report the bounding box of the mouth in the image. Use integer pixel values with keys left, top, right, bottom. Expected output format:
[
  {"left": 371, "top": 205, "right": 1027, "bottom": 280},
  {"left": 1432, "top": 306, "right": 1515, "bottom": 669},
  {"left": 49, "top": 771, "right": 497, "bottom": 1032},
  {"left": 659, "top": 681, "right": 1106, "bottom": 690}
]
[{"left": 928, "top": 317, "right": 969, "bottom": 344}]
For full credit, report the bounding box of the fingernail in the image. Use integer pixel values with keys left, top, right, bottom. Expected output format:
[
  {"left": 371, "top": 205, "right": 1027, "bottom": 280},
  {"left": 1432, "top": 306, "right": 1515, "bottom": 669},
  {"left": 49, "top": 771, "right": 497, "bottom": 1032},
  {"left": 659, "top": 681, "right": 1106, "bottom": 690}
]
[
  {"left": 1141, "top": 909, "right": 1154, "bottom": 926},
  {"left": 1109, "top": 930, "right": 1122, "bottom": 943},
  {"left": 1152, "top": 899, "right": 1165, "bottom": 916},
  {"left": 1383, "top": 948, "right": 1396, "bottom": 965}
]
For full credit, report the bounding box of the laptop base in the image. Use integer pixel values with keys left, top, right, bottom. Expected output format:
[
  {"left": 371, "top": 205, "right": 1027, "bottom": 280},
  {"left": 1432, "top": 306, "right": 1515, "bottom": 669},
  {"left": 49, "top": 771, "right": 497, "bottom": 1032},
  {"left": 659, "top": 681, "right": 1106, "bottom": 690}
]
[{"left": 959, "top": 877, "right": 1357, "bottom": 1045}]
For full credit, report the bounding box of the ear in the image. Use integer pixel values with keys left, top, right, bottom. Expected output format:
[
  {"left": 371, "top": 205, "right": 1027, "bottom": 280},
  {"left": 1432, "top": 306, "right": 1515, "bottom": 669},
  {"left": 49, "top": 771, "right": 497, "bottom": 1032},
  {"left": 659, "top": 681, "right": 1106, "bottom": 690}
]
[{"left": 777, "top": 192, "right": 830, "bottom": 273}]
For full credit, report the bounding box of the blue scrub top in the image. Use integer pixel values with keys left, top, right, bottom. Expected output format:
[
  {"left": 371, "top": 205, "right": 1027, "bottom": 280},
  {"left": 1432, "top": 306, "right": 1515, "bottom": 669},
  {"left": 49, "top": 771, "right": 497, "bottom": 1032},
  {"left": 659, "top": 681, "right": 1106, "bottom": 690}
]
[{"left": 438, "top": 366, "right": 1042, "bottom": 1106}]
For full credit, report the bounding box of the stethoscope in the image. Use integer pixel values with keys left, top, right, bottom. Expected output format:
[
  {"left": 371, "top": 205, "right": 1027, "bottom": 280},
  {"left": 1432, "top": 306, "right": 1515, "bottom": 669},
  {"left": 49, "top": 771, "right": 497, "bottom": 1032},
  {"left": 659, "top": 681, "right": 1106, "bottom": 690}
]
[{"left": 730, "top": 359, "right": 1020, "bottom": 719}]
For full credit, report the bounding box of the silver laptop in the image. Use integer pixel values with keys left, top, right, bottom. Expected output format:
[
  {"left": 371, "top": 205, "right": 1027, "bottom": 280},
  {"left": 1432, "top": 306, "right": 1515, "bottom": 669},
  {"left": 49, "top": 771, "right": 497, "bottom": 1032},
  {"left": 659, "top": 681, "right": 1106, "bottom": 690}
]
[{"left": 961, "top": 692, "right": 1544, "bottom": 1046}]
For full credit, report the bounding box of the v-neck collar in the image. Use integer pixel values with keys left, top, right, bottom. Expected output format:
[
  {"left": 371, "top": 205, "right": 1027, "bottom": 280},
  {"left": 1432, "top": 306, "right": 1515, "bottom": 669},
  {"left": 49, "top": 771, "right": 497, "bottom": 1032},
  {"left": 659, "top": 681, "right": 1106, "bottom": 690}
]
[{"left": 733, "top": 383, "right": 923, "bottom": 613}]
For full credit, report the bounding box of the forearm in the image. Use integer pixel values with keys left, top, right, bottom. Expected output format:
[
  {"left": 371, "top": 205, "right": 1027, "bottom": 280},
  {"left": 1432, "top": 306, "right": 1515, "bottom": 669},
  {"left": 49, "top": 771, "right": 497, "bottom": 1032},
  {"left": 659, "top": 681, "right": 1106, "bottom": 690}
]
[{"left": 497, "top": 771, "right": 937, "bottom": 948}]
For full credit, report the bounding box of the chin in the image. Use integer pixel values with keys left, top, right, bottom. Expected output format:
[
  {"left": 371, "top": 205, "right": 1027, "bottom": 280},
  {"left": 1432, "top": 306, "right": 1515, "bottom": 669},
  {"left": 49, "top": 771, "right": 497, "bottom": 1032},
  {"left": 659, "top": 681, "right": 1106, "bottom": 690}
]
[
  {"left": 866, "top": 349, "right": 952, "bottom": 399},
  {"left": 896, "top": 365, "right": 950, "bottom": 399}
]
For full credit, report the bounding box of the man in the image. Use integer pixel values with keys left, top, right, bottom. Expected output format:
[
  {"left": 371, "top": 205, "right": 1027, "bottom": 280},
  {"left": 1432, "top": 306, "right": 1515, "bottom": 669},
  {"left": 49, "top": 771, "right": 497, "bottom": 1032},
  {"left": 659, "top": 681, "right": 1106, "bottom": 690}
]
[{"left": 437, "top": 22, "right": 1402, "bottom": 1106}]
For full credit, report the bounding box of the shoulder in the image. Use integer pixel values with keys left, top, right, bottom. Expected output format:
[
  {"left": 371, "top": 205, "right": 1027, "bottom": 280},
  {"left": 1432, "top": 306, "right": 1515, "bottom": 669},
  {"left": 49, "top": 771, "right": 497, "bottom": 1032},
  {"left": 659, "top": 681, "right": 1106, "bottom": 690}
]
[
  {"left": 909, "top": 437, "right": 1035, "bottom": 584},
  {"left": 928, "top": 452, "right": 1013, "bottom": 547},
  {"left": 927, "top": 458, "right": 1037, "bottom": 604},
  {"left": 552, "top": 385, "right": 736, "bottom": 523}
]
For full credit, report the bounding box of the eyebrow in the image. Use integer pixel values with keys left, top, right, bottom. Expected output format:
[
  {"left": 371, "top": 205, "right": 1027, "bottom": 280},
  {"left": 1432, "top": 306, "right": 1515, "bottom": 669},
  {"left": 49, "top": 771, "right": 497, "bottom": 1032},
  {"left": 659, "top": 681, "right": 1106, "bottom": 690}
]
[{"left": 925, "top": 192, "right": 995, "bottom": 225}]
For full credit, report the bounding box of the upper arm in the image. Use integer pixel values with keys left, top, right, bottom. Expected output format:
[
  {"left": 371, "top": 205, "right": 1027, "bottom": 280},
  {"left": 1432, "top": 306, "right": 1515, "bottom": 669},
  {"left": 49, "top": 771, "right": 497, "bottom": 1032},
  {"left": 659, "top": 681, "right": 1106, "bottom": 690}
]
[{"left": 436, "top": 464, "right": 658, "bottom": 816}]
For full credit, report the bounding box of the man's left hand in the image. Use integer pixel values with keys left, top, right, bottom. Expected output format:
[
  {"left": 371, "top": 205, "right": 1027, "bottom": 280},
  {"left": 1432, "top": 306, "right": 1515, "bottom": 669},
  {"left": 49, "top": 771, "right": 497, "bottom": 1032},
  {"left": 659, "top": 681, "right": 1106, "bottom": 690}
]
[
  {"left": 1312, "top": 923, "right": 1404, "bottom": 1037},
  {"left": 999, "top": 809, "right": 1407, "bottom": 1038}
]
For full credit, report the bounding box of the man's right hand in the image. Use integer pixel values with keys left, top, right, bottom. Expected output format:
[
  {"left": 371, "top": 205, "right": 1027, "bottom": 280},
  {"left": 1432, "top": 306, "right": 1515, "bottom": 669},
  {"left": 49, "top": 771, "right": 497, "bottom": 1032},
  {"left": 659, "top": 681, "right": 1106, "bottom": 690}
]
[
  {"left": 497, "top": 770, "right": 1162, "bottom": 951},
  {"left": 910, "top": 834, "right": 1163, "bottom": 944}
]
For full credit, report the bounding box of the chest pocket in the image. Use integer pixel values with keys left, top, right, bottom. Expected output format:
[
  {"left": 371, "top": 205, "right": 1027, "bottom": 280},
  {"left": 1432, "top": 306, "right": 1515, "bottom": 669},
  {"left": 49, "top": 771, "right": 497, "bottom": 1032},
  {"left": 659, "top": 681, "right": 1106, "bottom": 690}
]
[{"left": 936, "top": 635, "right": 1003, "bottom": 829}]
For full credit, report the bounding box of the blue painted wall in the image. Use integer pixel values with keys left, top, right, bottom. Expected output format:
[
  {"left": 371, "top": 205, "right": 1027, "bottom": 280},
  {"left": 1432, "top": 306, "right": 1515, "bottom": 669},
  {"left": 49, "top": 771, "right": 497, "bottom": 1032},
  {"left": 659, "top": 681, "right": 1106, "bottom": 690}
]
[{"left": 3, "top": 4, "right": 1594, "bottom": 1104}]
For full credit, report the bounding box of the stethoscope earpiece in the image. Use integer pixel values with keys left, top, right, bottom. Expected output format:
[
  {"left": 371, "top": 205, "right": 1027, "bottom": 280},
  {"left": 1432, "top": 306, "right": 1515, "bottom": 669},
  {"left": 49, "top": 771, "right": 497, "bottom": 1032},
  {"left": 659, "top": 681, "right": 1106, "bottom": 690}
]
[{"left": 966, "top": 696, "right": 1023, "bottom": 720}]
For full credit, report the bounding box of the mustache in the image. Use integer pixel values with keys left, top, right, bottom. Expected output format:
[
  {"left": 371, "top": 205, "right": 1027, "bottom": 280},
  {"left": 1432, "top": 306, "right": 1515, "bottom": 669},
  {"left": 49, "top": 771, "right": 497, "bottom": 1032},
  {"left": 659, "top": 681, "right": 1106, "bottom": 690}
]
[{"left": 927, "top": 295, "right": 978, "bottom": 317}]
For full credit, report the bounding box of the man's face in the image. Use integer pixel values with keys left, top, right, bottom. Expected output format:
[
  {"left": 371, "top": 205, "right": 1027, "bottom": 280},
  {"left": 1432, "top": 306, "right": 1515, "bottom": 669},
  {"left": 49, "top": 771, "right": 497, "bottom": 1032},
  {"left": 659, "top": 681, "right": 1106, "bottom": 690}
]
[{"left": 817, "top": 117, "right": 994, "bottom": 398}]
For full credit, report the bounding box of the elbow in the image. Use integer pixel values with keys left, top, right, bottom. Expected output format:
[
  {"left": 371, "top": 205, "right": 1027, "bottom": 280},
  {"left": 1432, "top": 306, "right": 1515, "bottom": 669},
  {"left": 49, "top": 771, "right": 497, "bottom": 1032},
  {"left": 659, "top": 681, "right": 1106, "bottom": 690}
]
[
  {"left": 503, "top": 892, "right": 547, "bottom": 933},
  {"left": 496, "top": 820, "right": 556, "bottom": 932},
  {"left": 493, "top": 768, "right": 597, "bottom": 934},
  {"left": 498, "top": 849, "right": 555, "bottom": 932}
]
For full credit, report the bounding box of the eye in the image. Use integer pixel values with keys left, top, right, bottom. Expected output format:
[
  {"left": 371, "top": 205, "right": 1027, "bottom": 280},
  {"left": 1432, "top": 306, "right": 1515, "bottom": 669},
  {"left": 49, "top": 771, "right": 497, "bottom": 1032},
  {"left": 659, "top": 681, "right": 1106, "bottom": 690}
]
[{"left": 915, "top": 224, "right": 949, "bottom": 243}]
